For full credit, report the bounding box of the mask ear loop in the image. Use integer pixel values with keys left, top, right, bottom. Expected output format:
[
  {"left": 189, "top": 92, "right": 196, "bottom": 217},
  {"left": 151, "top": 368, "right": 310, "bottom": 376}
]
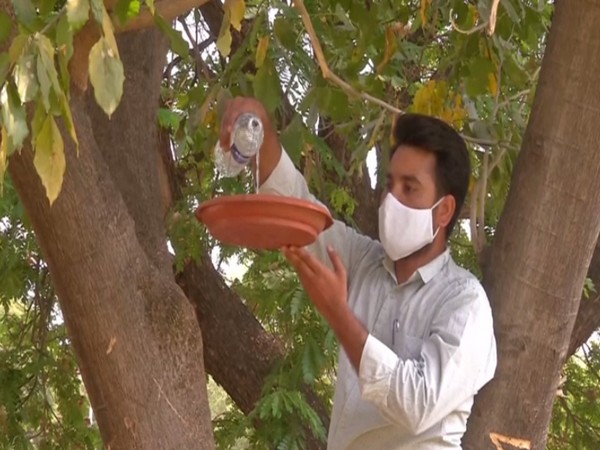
[{"left": 431, "top": 196, "right": 446, "bottom": 237}]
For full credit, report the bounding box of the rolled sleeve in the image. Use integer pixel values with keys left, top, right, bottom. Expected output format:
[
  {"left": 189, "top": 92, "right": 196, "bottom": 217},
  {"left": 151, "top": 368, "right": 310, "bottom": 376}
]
[
  {"left": 358, "top": 280, "right": 497, "bottom": 435},
  {"left": 259, "top": 147, "right": 378, "bottom": 280}
]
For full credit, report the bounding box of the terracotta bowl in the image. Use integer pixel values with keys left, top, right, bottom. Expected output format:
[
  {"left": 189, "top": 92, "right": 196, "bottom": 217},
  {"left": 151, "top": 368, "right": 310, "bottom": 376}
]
[{"left": 195, "top": 194, "right": 334, "bottom": 250}]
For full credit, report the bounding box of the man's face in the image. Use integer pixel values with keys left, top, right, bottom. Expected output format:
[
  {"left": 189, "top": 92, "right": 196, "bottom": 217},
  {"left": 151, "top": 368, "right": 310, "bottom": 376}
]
[{"left": 383, "top": 145, "right": 439, "bottom": 209}]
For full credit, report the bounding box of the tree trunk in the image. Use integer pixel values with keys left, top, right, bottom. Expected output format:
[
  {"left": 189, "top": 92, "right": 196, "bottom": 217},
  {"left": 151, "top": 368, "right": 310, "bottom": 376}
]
[
  {"left": 463, "top": 2, "right": 600, "bottom": 449},
  {"left": 3, "top": 8, "right": 216, "bottom": 446}
]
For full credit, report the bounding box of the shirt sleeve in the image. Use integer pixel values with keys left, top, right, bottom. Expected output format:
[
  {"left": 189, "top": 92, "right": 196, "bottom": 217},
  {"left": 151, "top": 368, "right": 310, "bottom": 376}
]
[
  {"left": 259, "top": 148, "right": 376, "bottom": 279},
  {"left": 357, "top": 278, "right": 497, "bottom": 435}
]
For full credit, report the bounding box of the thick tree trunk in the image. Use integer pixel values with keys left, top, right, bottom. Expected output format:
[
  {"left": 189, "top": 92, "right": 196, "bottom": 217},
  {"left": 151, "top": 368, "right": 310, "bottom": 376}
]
[
  {"left": 9, "top": 91, "right": 215, "bottom": 449},
  {"left": 463, "top": 2, "right": 600, "bottom": 449},
  {"left": 83, "top": 21, "right": 329, "bottom": 448},
  {"left": 1, "top": 3, "right": 216, "bottom": 444}
]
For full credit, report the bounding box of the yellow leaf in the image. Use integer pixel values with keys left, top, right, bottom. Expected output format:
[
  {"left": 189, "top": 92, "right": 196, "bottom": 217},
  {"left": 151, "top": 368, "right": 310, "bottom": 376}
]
[
  {"left": 488, "top": 72, "right": 498, "bottom": 97},
  {"left": 216, "top": 10, "right": 232, "bottom": 57},
  {"left": 33, "top": 114, "right": 66, "bottom": 205},
  {"left": 0, "top": 127, "right": 7, "bottom": 194},
  {"left": 255, "top": 35, "right": 269, "bottom": 68},
  {"left": 411, "top": 80, "right": 467, "bottom": 128},
  {"left": 101, "top": 3, "right": 119, "bottom": 57},
  {"left": 376, "top": 26, "right": 397, "bottom": 73},
  {"left": 225, "top": 0, "right": 245, "bottom": 32},
  {"left": 420, "top": 0, "right": 430, "bottom": 26}
]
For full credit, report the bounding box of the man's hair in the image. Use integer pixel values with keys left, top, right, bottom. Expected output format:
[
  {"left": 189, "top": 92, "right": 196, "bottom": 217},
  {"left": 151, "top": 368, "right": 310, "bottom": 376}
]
[{"left": 391, "top": 113, "right": 470, "bottom": 237}]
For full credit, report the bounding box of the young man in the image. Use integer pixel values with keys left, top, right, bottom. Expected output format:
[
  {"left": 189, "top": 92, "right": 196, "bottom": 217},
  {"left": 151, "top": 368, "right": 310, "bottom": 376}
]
[{"left": 219, "top": 97, "right": 497, "bottom": 449}]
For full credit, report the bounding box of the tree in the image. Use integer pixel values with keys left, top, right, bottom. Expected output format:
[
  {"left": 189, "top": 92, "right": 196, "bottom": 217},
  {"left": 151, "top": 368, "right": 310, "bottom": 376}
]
[{"left": 2, "top": 0, "right": 600, "bottom": 449}]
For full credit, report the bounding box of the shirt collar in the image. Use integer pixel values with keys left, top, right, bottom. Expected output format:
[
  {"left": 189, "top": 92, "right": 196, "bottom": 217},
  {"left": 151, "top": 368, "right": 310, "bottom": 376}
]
[{"left": 382, "top": 248, "right": 450, "bottom": 285}]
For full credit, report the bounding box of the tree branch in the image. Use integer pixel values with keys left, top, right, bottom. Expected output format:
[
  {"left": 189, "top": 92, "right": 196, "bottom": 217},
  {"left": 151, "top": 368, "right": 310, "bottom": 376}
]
[{"left": 114, "top": 0, "right": 210, "bottom": 33}]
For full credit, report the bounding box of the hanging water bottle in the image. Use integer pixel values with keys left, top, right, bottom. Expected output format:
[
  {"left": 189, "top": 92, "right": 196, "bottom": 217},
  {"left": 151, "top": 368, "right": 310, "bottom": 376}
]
[{"left": 215, "top": 113, "right": 264, "bottom": 178}]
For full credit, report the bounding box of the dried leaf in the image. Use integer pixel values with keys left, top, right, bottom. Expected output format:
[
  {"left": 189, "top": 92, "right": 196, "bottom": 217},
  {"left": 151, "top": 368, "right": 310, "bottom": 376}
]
[
  {"left": 225, "top": 0, "right": 245, "bottom": 32},
  {"left": 33, "top": 114, "right": 66, "bottom": 205},
  {"left": 216, "top": 10, "right": 233, "bottom": 57},
  {"left": 88, "top": 37, "right": 124, "bottom": 117},
  {"left": 255, "top": 35, "right": 269, "bottom": 68}
]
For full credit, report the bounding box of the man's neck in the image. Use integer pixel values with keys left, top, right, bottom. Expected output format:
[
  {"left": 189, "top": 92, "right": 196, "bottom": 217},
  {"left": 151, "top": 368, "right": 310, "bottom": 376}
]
[{"left": 394, "top": 237, "right": 447, "bottom": 284}]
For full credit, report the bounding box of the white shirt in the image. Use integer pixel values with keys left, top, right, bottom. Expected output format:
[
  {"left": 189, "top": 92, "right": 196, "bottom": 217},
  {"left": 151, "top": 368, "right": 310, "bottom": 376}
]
[{"left": 260, "top": 150, "right": 497, "bottom": 449}]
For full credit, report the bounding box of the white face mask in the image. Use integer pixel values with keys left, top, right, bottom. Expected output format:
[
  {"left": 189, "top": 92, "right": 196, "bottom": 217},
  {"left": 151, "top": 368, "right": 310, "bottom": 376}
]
[{"left": 378, "top": 193, "right": 444, "bottom": 261}]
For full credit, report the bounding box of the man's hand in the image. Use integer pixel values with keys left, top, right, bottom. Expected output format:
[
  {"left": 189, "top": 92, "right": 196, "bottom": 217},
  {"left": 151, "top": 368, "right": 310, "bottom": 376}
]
[
  {"left": 282, "top": 245, "right": 369, "bottom": 371},
  {"left": 219, "top": 97, "right": 282, "bottom": 185},
  {"left": 282, "top": 245, "right": 348, "bottom": 322}
]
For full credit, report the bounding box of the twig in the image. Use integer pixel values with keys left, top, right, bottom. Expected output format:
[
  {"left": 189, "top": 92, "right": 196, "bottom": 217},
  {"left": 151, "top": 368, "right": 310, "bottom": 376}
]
[
  {"left": 114, "top": 0, "right": 211, "bottom": 33},
  {"left": 487, "top": 0, "right": 501, "bottom": 36},
  {"left": 449, "top": 8, "right": 488, "bottom": 35},
  {"left": 292, "top": 0, "right": 402, "bottom": 115},
  {"left": 293, "top": 0, "right": 499, "bottom": 148},
  {"left": 477, "top": 149, "right": 489, "bottom": 251}
]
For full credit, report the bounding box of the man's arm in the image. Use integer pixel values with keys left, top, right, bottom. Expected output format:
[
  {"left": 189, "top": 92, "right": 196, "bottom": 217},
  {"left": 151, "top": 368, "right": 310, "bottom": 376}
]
[
  {"left": 220, "top": 97, "right": 376, "bottom": 278},
  {"left": 358, "top": 279, "right": 497, "bottom": 435}
]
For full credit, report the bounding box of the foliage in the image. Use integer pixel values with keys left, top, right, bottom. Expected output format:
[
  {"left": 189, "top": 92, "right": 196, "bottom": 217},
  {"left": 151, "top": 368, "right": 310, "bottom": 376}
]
[
  {"left": 1, "top": 0, "right": 599, "bottom": 449},
  {"left": 549, "top": 343, "right": 600, "bottom": 450},
  {"left": 0, "top": 178, "right": 101, "bottom": 449}
]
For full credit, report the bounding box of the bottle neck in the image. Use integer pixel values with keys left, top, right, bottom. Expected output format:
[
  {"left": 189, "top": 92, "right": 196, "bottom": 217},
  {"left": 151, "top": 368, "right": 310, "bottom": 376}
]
[{"left": 231, "top": 143, "right": 251, "bottom": 165}]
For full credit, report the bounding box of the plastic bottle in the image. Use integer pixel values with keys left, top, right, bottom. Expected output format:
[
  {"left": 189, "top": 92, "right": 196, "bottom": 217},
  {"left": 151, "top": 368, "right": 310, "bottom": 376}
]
[{"left": 214, "top": 113, "right": 264, "bottom": 177}]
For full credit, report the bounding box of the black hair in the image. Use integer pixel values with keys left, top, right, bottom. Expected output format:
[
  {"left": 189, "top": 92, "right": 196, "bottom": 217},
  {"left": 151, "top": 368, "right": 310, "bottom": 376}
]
[{"left": 391, "top": 113, "right": 470, "bottom": 237}]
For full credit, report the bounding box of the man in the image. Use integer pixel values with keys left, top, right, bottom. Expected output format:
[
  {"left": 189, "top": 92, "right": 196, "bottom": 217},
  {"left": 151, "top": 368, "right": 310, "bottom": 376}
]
[{"left": 219, "top": 97, "right": 497, "bottom": 449}]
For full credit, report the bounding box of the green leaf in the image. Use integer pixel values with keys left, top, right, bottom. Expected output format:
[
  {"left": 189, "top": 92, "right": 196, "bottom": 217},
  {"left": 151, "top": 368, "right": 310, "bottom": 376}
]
[
  {"left": 33, "top": 113, "right": 66, "bottom": 205},
  {"left": 466, "top": 57, "right": 495, "bottom": 97},
  {"left": 154, "top": 14, "right": 189, "bottom": 59},
  {"left": 13, "top": 0, "right": 37, "bottom": 28},
  {"left": 56, "top": 13, "right": 74, "bottom": 60},
  {"left": 90, "top": 0, "right": 104, "bottom": 24},
  {"left": 273, "top": 17, "right": 297, "bottom": 51},
  {"left": 9, "top": 34, "right": 29, "bottom": 64},
  {"left": 39, "top": 0, "right": 58, "bottom": 17},
  {"left": 36, "top": 35, "right": 61, "bottom": 112},
  {"left": 0, "top": 12, "right": 12, "bottom": 44},
  {"left": 0, "top": 127, "right": 8, "bottom": 191},
  {"left": 114, "top": 0, "right": 141, "bottom": 25},
  {"left": 66, "top": 0, "right": 90, "bottom": 31},
  {"left": 0, "top": 83, "right": 29, "bottom": 152},
  {"left": 253, "top": 60, "right": 281, "bottom": 114},
  {"left": 157, "top": 108, "right": 181, "bottom": 130},
  {"left": 0, "top": 53, "right": 10, "bottom": 87},
  {"left": 14, "top": 50, "right": 38, "bottom": 103},
  {"left": 88, "top": 37, "right": 124, "bottom": 117}
]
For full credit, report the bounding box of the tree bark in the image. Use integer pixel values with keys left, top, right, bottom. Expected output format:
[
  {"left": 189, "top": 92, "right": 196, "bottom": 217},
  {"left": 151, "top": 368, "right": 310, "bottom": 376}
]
[
  {"left": 81, "top": 18, "right": 329, "bottom": 448},
  {"left": 464, "top": 2, "right": 600, "bottom": 449},
  {"left": 2, "top": 3, "right": 216, "bottom": 445},
  {"left": 9, "top": 91, "right": 215, "bottom": 449}
]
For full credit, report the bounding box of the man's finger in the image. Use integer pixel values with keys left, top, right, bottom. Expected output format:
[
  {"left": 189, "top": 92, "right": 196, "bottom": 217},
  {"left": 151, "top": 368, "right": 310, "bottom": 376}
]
[
  {"left": 283, "top": 246, "right": 316, "bottom": 276},
  {"left": 290, "top": 246, "right": 325, "bottom": 273},
  {"left": 327, "top": 245, "right": 347, "bottom": 280}
]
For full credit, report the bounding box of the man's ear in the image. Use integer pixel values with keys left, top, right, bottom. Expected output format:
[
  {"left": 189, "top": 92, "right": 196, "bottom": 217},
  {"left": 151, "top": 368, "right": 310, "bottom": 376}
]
[{"left": 436, "top": 195, "right": 456, "bottom": 230}]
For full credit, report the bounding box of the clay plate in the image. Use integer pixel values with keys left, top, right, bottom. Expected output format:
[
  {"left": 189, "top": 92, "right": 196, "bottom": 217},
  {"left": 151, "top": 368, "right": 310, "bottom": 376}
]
[{"left": 196, "top": 194, "right": 334, "bottom": 250}]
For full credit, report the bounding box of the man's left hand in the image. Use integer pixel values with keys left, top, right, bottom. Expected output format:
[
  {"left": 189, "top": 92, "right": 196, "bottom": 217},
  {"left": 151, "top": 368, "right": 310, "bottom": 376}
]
[{"left": 281, "top": 245, "right": 348, "bottom": 322}]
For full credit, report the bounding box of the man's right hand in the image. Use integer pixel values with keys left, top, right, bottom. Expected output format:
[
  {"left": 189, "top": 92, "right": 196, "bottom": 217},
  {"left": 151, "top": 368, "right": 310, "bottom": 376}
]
[{"left": 219, "top": 97, "right": 282, "bottom": 185}]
